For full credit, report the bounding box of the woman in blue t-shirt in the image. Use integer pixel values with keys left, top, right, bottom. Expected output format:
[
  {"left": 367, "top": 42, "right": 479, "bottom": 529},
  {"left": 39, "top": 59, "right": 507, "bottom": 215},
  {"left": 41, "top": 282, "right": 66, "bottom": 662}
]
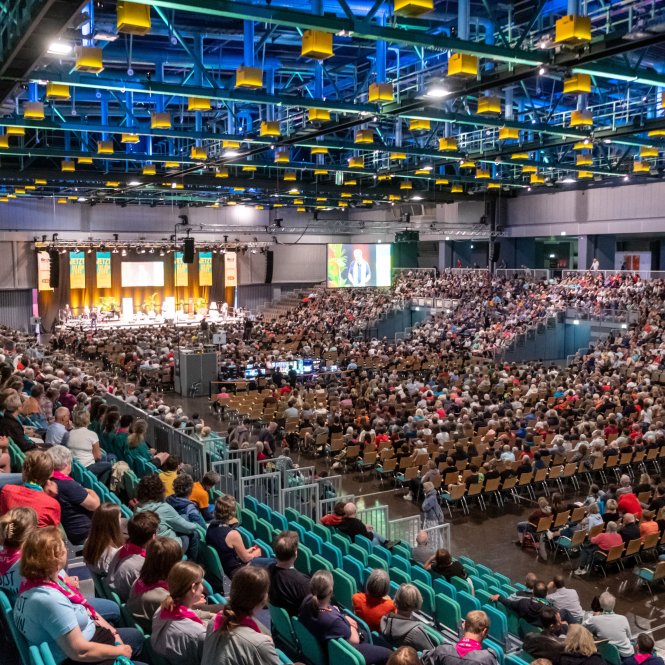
[
  {"left": 14, "top": 526, "right": 146, "bottom": 665},
  {"left": 0, "top": 506, "right": 37, "bottom": 603},
  {"left": 298, "top": 570, "right": 391, "bottom": 665}
]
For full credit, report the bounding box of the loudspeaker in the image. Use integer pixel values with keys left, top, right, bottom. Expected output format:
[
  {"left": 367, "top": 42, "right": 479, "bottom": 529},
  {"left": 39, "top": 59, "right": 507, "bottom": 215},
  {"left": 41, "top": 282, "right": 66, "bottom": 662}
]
[
  {"left": 49, "top": 250, "right": 60, "bottom": 289},
  {"left": 183, "top": 238, "right": 195, "bottom": 264},
  {"left": 490, "top": 242, "right": 501, "bottom": 263},
  {"left": 265, "top": 250, "right": 274, "bottom": 284}
]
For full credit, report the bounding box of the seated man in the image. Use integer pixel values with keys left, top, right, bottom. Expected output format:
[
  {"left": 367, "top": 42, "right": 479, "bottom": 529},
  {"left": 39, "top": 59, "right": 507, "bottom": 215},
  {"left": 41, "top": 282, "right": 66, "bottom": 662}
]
[
  {"left": 107, "top": 510, "right": 160, "bottom": 601},
  {"left": 267, "top": 531, "right": 310, "bottom": 616},
  {"left": 421, "top": 610, "right": 498, "bottom": 665},
  {"left": 584, "top": 591, "right": 633, "bottom": 659},
  {"left": 546, "top": 575, "right": 584, "bottom": 623},
  {"left": 522, "top": 607, "right": 566, "bottom": 664},
  {"left": 411, "top": 530, "right": 435, "bottom": 566},
  {"left": 489, "top": 581, "right": 560, "bottom": 629},
  {"left": 44, "top": 407, "right": 71, "bottom": 447}
]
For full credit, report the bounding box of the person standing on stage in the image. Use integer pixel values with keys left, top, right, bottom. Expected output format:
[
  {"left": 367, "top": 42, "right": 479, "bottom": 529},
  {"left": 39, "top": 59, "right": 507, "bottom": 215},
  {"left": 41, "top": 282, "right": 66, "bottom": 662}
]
[{"left": 243, "top": 317, "right": 253, "bottom": 342}]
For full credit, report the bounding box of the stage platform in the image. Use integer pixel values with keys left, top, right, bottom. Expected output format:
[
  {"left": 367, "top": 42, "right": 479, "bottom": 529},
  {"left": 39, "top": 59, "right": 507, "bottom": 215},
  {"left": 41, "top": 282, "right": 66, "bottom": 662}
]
[{"left": 56, "top": 314, "right": 244, "bottom": 332}]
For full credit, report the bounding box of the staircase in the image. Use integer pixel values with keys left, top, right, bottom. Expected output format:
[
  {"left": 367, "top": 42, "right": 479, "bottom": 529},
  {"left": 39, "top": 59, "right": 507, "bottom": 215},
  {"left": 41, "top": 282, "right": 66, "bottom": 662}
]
[{"left": 259, "top": 288, "right": 318, "bottom": 321}]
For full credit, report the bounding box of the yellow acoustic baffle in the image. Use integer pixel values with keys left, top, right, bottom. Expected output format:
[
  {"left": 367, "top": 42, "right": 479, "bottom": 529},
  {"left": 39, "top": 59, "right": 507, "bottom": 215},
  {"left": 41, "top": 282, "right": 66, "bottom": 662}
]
[
  {"left": 451, "top": 184, "right": 463, "bottom": 193},
  {"left": 477, "top": 97, "right": 501, "bottom": 114},
  {"left": 301, "top": 30, "right": 333, "bottom": 59},
  {"left": 569, "top": 110, "right": 593, "bottom": 127},
  {"left": 362, "top": 200, "right": 373, "bottom": 205},
  {"left": 576, "top": 154, "right": 592, "bottom": 166},
  {"left": 105, "top": 181, "right": 120, "bottom": 187},
  {"left": 577, "top": 170, "right": 593, "bottom": 179},
  {"left": 647, "top": 129, "right": 665, "bottom": 138},
  {"left": 15, "top": 188, "right": 26, "bottom": 194},
  {"left": 316, "top": 197, "right": 327, "bottom": 202},
  {"left": 0, "top": 198, "right": 8, "bottom": 203},
  {"left": 390, "top": 152, "right": 406, "bottom": 160},
  {"left": 242, "top": 165, "right": 257, "bottom": 172},
  {"left": 487, "top": 183, "right": 501, "bottom": 189},
  {"left": 555, "top": 15, "right": 592, "bottom": 44},
  {"left": 46, "top": 83, "right": 70, "bottom": 100},
  {"left": 294, "top": 199, "right": 304, "bottom": 205},
  {"left": 388, "top": 194, "right": 401, "bottom": 201},
  {"left": 255, "top": 205, "right": 265, "bottom": 210},
  {"left": 340, "top": 192, "right": 352, "bottom": 198},
  {"left": 438, "top": 138, "right": 457, "bottom": 151},
  {"left": 190, "top": 147, "right": 207, "bottom": 160},
  {"left": 34, "top": 179, "right": 47, "bottom": 185},
  {"left": 409, "top": 119, "right": 430, "bottom": 131},
  {"left": 223, "top": 140, "right": 241, "bottom": 149},
  {"left": 460, "top": 160, "right": 475, "bottom": 169},
  {"left": 400, "top": 180, "right": 412, "bottom": 190},
  {"left": 314, "top": 169, "right": 329, "bottom": 175},
  {"left": 151, "top": 113, "right": 171, "bottom": 129},
  {"left": 260, "top": 121, "right": 280, "bottom": 137},
  {"left": 121, "top": 133, "right": 140, "bottom": 144},
  {"left": 633, "top": 161, "right": 650, "bottom": 173},
  {"left": 521, "top": 165, "right": 537, "bottom": 173},
  {"left": 283, "top": 171, "right": 297, "bottom": 181},
  {"left": 338, "top": 201, "right": 348, "bottom": 207},
  {"left": 97, "top": 141, "right": 114, "bottom": 155},
  {"left": 0, "top": 135, "right": 9, "bottom": 149},
  {"left": 6, "top": 127, "right": 25, "bottom": 136},
  {"left": 235, "top": 66, "right": 263, "bottom": 88},
  {"left": 498, "top": 127, "right": 519, "bottom": 140},
  {"left": 448, "top": 53, "right": 478, "bottom": 77},
  {"left": 61, "top": 161, "right": 75, "bottom": 172},
  {"left": 275, "top": 150, "right": 289, "bottom": 163},
  {"left": 563, "top": 74, "right": 591, "bottom": 94},
  {"left": 308, "top": 109, "right": 331, "bottom": 122},
  {"left": 530, "top": 173, "right": 545, "bottom": 185},
  {"left": 23, "top": 102, "right": 45, "bottom": 120},
  {"left": 311, "top": 146, "right": 328, "bottom": 155},
  {"left": 345, "top": 179, "right": 357, "bottom": 186},
  {"left": 188, "top": 97, "right": 211, "bottom": 111},
  {"left": 414, "top": 169, "right": 429, "bottom": 175},
  {"left": 639, "top": 146, "right": 659, "bottom": 158},
  {"left": 394, "top": 0, "right": 433, "bottom": 17},
  {"left": 57, "top": 198, "right": 67, "bottom": 204},
  {"left": 117, "top": 1, "right": 151, "bottom": 35},
  {"left": 355, "top": 129, "right": 373, "bottom": 144},
  {"left": 573, "top": 141, "right": 591, "bottom": 150},
  {"left": 435, "top": 178, "right": 449, "bottom": 185},
  {"left": 74, "top": 47, "right": 104, "bottom": 73},
  {"left": 143, "top": 165, "right": 156, "bottom": 175},
  {"left": 78, "top": 156, "right": 94, "bottom": 165},
  {"left": 171, "top": 182, "right": 184, "bottom": 189},
  {"left": 296, "top": 207, "right": 306, "bottom": 212},
  {"left": 476, "top": 168, "right": 490, "bottom": 179},
  {"left": 215, "top": 168, "right": 229, "bottom": 178},
  {"left": 164, "top": 161, "right": 179, "bottom": 168},
  {"left": 368, "top": 83, "right": 393, "bottom": 102},
  {"left": 348, "top": 156, "right": 364, "bottom": 168},
  {"left": 378, "top": 173, "right": 392, "bottom": 181}
]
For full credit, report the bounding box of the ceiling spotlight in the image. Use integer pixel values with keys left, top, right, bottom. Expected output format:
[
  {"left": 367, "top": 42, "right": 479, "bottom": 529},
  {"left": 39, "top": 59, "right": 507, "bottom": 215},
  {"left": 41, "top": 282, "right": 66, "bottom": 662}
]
[
  {"left": 425, "top": 80, "right": 447, "bottom": 98},
  {"left": 47, "top": 41, "right": 72, "bottom": 55},
  {"left": 128, "top": 180, "right": 141, "bottom": 186},
  {"left": 224, "top": 149, "right": 240, "bottom": 157},
  {"left": 121, "top": 248, "right": 127, "bottom": 256},
  {"left": 112, "top": 247, "right": 119, "bottom": 254},
  {"left": 603, "top": 138, "right": 612, "bottom": 144},
  {"left": 538, "top": 66, "right": 547, "bottom": 76},
  {"left": 411, "top": 195, "right": 423, "bottom": 201},
  {"left": 623, "top": 175, "right": 630, "bottom": 182},
  {"left": 562, "top": 177, "right": 575, "bottom": 184},
  {"left": 159, "top": 248, "right": 165, "bottom": 256},
  {"left": 421, "top": 164, "right": 433, "bottom": 171}
]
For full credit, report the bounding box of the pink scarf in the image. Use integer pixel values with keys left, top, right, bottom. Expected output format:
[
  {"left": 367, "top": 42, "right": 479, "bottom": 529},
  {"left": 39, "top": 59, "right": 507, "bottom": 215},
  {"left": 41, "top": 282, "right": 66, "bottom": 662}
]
[
  {"left": 0, "top": 547, "right": 20, "bottom": 576},
  {"left": 117, "top": 543, "right": 146, "bottom": 561},
  {"left": 132, "top": 579, "right": 169, "bottom": 597},
  {"left": 456, "top": 638, "right": 482, "bottom": 657},
  {"left": 212, "top": 612, "right": 260, "bottom": 633},
  {"left": 52, "top": 470, "right": 73, "bottom": 481},
  {"left": 159, "top": 604, "right": 204, "bottom": 625},
  {"left": 19, "top": 578, "right": 98, "bottom": 620}
]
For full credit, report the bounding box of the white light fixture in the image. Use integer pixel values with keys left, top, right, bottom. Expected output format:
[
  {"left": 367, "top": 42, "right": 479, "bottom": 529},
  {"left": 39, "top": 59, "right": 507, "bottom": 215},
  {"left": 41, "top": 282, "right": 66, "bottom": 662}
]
[
  {"left": 573, "top": 319, "right": 580, "bottom": 325},
  {"left": 538, "top": 66, "right": 547, "bottom": 76},
  {"left": 411, "top": 195, "right": 423, "bottom": 201},
  {"left": 48, "top": 41, "right": 72, "bottom": 55},
  {"left": 421, "top": 165, "right": 433, "bottom": 171},
  {"left": 549, "top": 253, "right": 556, "bottom": 258},
  {"left": 621, "top": 323, "right": 627, "bottom": 329},
  {"left": 425, "top": 81, "right": 447, "bottom": 98},
  {"left": 562, "top": 177, "right": 575, "bottom": 184},
  {"left": 560, "top": 231, "right": 567, "bottom": 236},
  {"left": 77, "top": 197, "right": 88, "bottom": 202},
  {"left": 224, "top": 149, "right": 240, "bottom": 157},
  {"left": 128, "top": 180, "right": 141, "bottom": 186}
]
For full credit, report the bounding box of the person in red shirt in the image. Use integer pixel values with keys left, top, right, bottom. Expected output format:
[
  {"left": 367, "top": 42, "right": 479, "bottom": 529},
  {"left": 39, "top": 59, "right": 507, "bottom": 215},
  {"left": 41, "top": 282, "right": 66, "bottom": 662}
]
[
  {"left": 574, "top": 521, "right": 623, "bottom": 575},
  {"left": 618, "top": 492, "right": 643, "bottom": 519},
  {"left": 352, "top": 569, "right": 396, "bottom": 632},
  {"left": 0, "top": 450, "right": 61, "bottom": 528}
]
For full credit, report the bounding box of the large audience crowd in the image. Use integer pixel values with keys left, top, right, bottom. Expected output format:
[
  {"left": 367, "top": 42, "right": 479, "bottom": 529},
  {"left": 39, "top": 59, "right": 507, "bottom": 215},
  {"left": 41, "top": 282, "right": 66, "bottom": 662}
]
[{"left": 0, "top": 269, "right": 664, "bottom": 665}]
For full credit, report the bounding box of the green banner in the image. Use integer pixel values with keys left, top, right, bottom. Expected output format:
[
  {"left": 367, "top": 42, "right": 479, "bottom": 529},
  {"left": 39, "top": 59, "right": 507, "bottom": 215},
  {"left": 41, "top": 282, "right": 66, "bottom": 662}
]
[
  {"left": 70, "top": 251, "right": 86, "bottom": 289},
  {"left": 199, "top": 251, "right": 212, "bottom": 286},
  {"left": 96, "top": 251, "right": 111, "bottom": 289}
]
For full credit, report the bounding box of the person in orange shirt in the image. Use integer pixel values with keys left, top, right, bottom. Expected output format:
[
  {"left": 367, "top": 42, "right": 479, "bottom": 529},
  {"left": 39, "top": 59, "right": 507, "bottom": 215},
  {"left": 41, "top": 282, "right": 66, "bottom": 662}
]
[
  {"left": 352, "top": 569, "right": 396, "bottom": 632},
  {"left": 189, "top": 470, "right": 220, "bottom": 521},
  {"left": 639, "top": 510, "right": 660, "bottom": 540}
]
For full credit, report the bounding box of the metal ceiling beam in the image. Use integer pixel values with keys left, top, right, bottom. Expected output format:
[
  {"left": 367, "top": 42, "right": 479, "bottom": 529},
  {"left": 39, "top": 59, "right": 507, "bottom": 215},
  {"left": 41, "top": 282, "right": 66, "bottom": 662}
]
[{"left": 127, "top": 0, "right": 545, "bottom": 65}]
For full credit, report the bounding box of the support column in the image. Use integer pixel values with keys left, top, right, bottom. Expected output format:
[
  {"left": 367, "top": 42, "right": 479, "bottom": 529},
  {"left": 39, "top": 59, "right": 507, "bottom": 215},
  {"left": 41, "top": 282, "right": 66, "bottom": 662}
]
[
  {"left": 438, "top": 240, "right": 452, "bottom": 270},
  {"left": 577, "top": 235, "right": 589, "bottom": 270}
]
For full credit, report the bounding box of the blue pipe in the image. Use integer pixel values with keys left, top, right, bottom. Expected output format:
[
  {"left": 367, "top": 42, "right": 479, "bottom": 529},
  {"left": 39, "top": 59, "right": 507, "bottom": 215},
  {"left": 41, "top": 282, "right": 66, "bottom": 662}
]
[
  {"left": 237, "top": 109, "right": 253, "bottom": 133},
  {"left": 227, "top": 102, "right": 235, "bottom": 134},
  {"left": 28, "top": 83, "right": 38, "bottom": 103},
  {"left": 375, "top": 13, "right": 386, "bottom": 84},
  {"left": 458, "top": 0, "right": 470, "bottom": 41},
  {"left": 266, "top": 70, "right": 275, "bottom": 122},
  {"left": 101, "top": 98, "right": 109, "bottom": 140},
  {"left": 82, "top": 0, "right": 94, "bottom": 47},
  {"left": 156, "top": 64, "right": 165, "bottom": 113},
  {"left": 244, "top": 21, "right": 255, "bottom": 68}
]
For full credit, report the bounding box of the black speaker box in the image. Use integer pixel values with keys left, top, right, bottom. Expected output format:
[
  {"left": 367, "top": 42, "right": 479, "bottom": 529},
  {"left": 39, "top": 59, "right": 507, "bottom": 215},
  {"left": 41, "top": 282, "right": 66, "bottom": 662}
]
[
  {"left": 183, "top": 238, "right": 195, "bottom": 264},
  {"left": 265, "top": 250, "right": 274, "bottom": 284},
  {"left": 49, "top": 250, "right": 60, "bottom": 289}
]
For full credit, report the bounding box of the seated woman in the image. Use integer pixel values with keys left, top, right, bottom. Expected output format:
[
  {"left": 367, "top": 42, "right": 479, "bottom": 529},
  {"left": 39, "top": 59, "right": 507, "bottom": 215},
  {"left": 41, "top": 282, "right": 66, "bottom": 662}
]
[
  {"left": 47, "top": 445, "right": 100, "bottom": 546},
  {"left": 135, "top": 474, "right": 199, "bottom": 560},
  {"left": 299, "top": 570, "right": 392, "bottom": 665},
  {"left": 602, "top": 499, "right": 620, "bottom": 525},
  {"left": 515, "top": 496, "right": 551, "bottom": 545},
  {"left": 126, "top": 537, "right": 182, "bottom": 633},
  {"left": 151, "top": 561, "right": 214, "bottom": 665},
  {"left": 201, "top": 566, "right": 280, "bottom": 665},
  {"left": 82, "top": 503, "right": 124, "bottom": 577},
  {"left": 0, "top": 507, "right": 38, "bottom": 602},
  {"left": 205, "top": 495, "right": 273, "bottom": 579},
  {"left": 424, "top": 548, "right": 469, "bottom": 583},
  {"left": 166, "top": 473, "right": 207, "bottom": 528},
  {"left": 14, "top": 527, "right": 146, "bottom": 665},
  {"left": 380, "top": 584, "right": 437, "bottom": 651},
  {"left": 352, "top": 569, "right": 396, "bottom": 632},
  {"left": 125, "top": 418, "right": 170, "bottom": 469},
  {"left": 66, "top": 409, "right": 113, "bottom": 486}
]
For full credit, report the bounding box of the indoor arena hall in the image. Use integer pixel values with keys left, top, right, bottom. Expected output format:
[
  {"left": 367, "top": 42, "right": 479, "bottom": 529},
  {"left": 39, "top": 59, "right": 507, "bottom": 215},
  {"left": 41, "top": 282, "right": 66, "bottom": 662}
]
[{"left": 2, "top": 2, "right": 665, "bottom": 665}]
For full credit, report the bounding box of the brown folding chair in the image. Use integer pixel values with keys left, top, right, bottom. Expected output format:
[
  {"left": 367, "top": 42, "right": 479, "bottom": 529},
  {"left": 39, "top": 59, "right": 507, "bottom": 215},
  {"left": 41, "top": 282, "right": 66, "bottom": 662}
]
[{"left": 593, "top": 544, "right": 625, "bottom": 577}]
